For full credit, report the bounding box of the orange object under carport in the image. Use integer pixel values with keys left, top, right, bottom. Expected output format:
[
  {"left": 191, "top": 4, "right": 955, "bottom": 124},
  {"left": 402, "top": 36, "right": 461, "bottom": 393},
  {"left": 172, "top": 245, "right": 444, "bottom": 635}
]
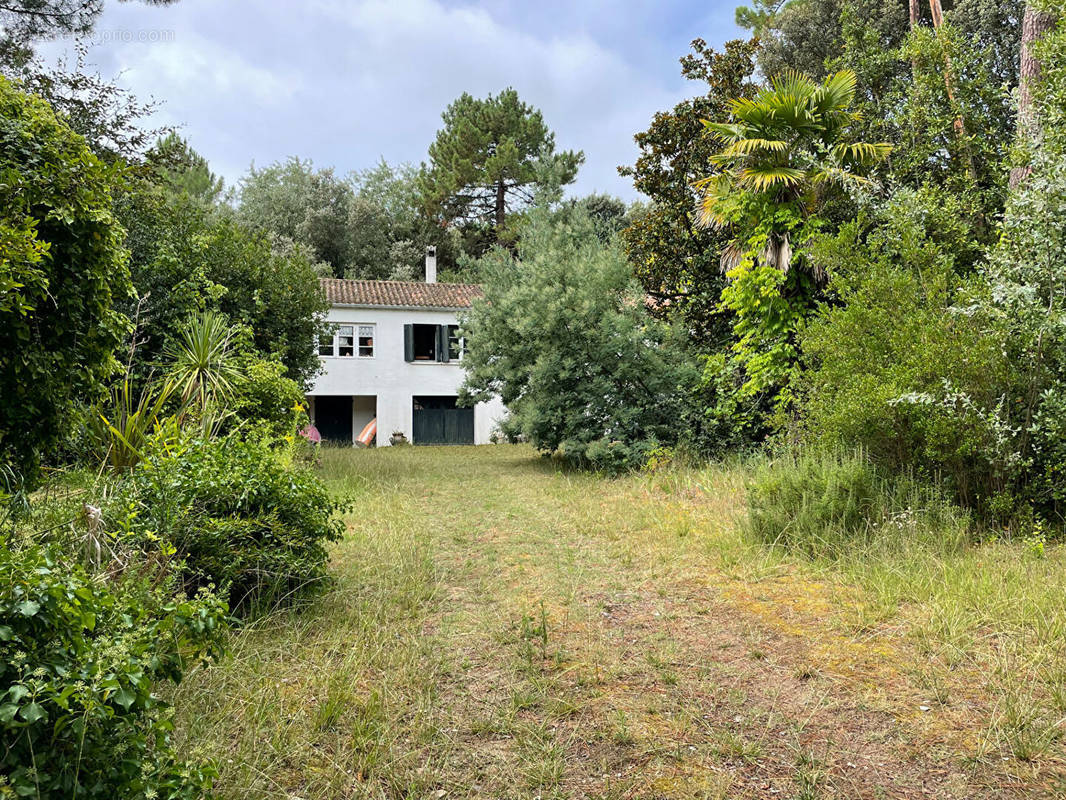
[{"left": 356, "top": 417, "right": 377, "bottom": 447}]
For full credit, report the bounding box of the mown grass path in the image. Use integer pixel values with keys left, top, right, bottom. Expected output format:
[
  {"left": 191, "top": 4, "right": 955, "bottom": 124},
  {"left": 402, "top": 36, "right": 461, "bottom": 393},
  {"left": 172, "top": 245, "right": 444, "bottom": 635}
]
[{"left": 173, "top": 445, "right": 1065, "bottom": 799}]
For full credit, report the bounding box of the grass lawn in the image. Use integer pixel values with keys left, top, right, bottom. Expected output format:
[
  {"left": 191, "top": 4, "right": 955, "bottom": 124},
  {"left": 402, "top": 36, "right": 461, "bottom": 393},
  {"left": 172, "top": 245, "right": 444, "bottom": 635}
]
[{"left": 172, "top": 444, "right": 1066, "bottom": 798}]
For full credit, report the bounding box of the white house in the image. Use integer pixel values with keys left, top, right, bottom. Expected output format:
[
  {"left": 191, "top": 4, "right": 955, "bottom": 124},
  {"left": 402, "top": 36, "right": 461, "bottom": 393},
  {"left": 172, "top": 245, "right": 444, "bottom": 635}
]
[{"left": 307, "top": 248, "right": 506, "bottom": 446}]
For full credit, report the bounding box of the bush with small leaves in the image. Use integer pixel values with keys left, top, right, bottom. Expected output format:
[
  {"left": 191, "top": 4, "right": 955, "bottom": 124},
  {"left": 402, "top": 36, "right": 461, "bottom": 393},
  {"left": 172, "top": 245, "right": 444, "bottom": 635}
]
[
  {"left": 0, "top": 543, "right": 227, "bottom": 799},
  {"left": 111, "top": 434, "right": 345, "bottom": 611}
]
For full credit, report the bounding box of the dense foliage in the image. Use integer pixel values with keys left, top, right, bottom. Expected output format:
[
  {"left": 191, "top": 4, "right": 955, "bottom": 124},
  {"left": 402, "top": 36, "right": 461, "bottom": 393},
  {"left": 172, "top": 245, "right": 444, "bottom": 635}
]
[
  {"left": 460, "top": 205, "right": 697, "bottom": 472},
  {"left": 111, "top": 435, "right": 345, "bottom": 609},
  {"left": 117, "top": 179, "right": 328, "bottom": 388},
  {"left": 0, "top": 76, "right": 131, "bottom": 489},
  {"left": 0, "top": 543, "right": 226, "bottom": 799}
]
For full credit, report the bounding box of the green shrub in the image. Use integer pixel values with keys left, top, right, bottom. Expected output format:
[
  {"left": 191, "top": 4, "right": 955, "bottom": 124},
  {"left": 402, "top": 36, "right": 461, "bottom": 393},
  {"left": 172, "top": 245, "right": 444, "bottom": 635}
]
[
  {"left": 459, "top": 203, "right": 698, "bottom": 473},
  {"left": 796, "top": 189, "right": 1010, "bottom": 511},
  {"left": 0, "top": 543, "right": 226, "bottom": 799},
  {"left": 228, "top": 355, "right": 307, "bottom": 438},
  {"left": 112, "top": 435, "right": 344, "bottom": 611},
  {"left": 746, "top": 449, "right": 970, "bottom": 558}
]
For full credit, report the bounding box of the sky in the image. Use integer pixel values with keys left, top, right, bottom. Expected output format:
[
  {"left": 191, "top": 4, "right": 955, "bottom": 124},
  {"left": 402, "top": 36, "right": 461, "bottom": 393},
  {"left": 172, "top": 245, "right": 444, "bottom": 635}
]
[{"left": 37, "top": 0, "right": 744, "bottom": 201}]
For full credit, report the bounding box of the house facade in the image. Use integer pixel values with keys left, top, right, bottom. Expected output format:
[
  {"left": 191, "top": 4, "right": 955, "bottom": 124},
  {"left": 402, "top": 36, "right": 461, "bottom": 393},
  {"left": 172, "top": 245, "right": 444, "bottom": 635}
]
[{"left": 307, "top": 251, "right": 505, "bottom": 446}]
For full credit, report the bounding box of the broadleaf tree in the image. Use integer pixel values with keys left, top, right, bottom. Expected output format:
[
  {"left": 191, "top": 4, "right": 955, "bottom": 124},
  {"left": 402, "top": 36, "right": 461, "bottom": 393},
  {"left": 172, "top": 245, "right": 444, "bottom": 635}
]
[{"left": 618, "top": 37, "right": 758, "bottom": 349}]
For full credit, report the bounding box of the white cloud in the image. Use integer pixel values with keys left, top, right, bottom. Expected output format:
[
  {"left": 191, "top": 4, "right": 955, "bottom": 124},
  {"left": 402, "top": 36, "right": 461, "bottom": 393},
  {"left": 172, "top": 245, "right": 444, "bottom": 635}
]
[{"left": 34, "top": 0, "right": 733, "bottom": 200}]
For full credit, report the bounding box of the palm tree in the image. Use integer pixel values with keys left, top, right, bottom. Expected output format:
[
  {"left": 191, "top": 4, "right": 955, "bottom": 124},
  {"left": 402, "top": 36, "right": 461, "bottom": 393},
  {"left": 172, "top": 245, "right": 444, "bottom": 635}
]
[{"left": 696, "top": 69, "right": 891, "bottom": 274}]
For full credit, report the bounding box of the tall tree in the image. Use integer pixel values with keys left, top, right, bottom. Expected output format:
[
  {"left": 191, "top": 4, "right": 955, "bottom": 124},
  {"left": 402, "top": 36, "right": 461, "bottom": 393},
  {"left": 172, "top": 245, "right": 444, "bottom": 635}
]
[
  {"left": 118, "top": 178, "right": 328, "bottom": 387},
  {"left": 697, "top": 69, "right": 890, "bottom": 402},
  {"left": 236, "top": 158, "right": 355, "bottom": 277},
  {"left": 146, "top": 132, "right": 224, "bottom": 205},
  {"left": 618, "top": 38, "right": 759, "bottom": 348},
  {"left": 418, "top": 88, "right": 583, "bottom": 243},
  {"left": 1011, "top": 3, "right": 1059, "bottom": 188},
  {"left": 737, "top": 0, "right": 846, "bottom": 78}
]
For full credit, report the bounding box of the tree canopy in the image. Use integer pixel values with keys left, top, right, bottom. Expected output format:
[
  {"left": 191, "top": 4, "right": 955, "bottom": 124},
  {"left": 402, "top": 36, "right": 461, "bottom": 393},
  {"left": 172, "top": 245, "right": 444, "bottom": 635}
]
[
  {"left": 146, "top": 132, "right": 224, "bottom": 205},
  {"left": 619, "top": 38, "right": 758, "bottom": 348},
  {"left": 418, "top": 88, "right": 584, "bottom": 244}
]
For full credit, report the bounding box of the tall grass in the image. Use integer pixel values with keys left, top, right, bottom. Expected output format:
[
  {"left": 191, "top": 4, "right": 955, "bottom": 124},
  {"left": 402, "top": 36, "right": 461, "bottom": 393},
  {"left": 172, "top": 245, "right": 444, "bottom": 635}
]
[{"left": 746, "top": 448, "right": 970, "bottom": 558}]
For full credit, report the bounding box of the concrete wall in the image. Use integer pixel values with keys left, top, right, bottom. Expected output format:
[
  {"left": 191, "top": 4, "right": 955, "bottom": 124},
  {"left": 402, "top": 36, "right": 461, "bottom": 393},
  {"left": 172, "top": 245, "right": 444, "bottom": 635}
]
[{"left": 308, "top": 305, "right": 506, "bottom": 445}]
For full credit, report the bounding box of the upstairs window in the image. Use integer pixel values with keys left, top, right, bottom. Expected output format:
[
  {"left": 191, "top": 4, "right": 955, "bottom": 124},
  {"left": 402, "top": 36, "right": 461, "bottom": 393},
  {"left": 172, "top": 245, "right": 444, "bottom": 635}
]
[
  {"left": 318, "top": 325, "right": 335, "bottom": 357},
  {"left": 358, "top": 325, "right": 374, "bottom": 357},
  {"left": 336, "top": 325, "right": 355, "bottom": 357},
  {"left": 404, "top": 323, "right": 462, "bottom": 363},
  {"left": 319, "top": 324, "right": 374, "bottom": 358},
  {"left": 410, "top": 324, "right": 437, "bottom": 361},
  {"left": 447, "top": 325, "right": 463, "bottom": 360}
]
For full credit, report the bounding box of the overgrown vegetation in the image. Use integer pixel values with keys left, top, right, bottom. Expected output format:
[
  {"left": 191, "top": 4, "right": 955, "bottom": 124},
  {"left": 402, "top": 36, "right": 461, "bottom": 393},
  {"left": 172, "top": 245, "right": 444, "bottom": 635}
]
[
  {"left": 112, "top": 434, "right": 344, "bottom": 610},
  {"left": 171, "top": 446, "right": 1066, "bottom": 797},
  {"left": 3, "top": 0, "right": 1066, "bottom": 795}
]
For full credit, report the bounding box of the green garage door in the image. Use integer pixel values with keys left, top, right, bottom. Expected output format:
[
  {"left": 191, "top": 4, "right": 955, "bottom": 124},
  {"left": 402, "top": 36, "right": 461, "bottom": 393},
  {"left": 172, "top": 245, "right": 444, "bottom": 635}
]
[{"left": 412, "top": 396, "right": 474, "bottom": 445}]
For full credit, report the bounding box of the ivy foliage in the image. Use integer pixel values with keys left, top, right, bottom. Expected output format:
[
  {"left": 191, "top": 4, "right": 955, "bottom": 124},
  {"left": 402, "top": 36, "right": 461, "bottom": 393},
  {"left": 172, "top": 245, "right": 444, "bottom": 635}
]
[{"left": 0, "top": 75, "right": 132, "bottom": 489}]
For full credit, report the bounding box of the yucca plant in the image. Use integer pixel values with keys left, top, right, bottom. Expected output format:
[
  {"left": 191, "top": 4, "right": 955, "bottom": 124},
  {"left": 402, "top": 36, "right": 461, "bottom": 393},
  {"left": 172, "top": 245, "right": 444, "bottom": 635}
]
[
  {"left": 92, "top": 378, "right": 179, "bottom": 471},
  {"left": 162, "top": 310, "right": 243, "bottom": 415},
  {"left": 696, "top": 69, "right": 891, "bottom": 272}
]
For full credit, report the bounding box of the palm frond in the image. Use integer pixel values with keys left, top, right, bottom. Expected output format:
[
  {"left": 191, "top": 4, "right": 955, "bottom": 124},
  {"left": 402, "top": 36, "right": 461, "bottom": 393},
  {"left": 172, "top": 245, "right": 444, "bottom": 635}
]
[
  {"left": 831, "top": 141, "right": 893, "bottom": 165},
  {"left": 737, "top": 165, "right": 806, "bottom": 191},
  {"left": 702, "top": 120, "right": 744, "bottom": 142},
  {"left": 719, "top": 138, "right": 790, "bottom": 157},
  {"left": 815, "top": 70, "right": 858, "bottom": 114},
  {"left": 694, "top": 173, "right": 739, "bottom": 230}
]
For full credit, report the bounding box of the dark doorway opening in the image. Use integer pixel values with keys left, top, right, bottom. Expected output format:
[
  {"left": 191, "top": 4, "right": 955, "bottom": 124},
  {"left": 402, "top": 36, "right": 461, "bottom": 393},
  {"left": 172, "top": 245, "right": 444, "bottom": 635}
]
[
  {"left": 314, "top": 395, "right": 352, "bottom": 444},
  {"left": 412, "top": 396, "right": 474, "bottom": 445}
]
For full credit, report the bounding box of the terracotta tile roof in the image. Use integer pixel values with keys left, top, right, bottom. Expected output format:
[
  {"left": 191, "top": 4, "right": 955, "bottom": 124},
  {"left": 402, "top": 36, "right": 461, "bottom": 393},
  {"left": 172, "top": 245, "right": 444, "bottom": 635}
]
[{"left": 320, "top": 278, "right": 483, "bottom": 309}]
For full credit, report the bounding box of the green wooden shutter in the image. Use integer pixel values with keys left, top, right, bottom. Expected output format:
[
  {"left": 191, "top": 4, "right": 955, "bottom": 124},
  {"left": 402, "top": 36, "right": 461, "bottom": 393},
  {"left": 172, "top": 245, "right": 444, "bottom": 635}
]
[
  {"left": 403, "top": 324, "right": 414, "bottom": 362},
  {"left": 437, "top": 325, "right": 449, "bottom": 362}
]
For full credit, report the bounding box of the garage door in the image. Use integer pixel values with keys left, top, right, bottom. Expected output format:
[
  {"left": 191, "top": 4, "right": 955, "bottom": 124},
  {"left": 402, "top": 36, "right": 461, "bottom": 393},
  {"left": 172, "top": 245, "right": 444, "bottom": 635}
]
[{"left": 412, "top": 396, "right": 474, "bottom": 445}]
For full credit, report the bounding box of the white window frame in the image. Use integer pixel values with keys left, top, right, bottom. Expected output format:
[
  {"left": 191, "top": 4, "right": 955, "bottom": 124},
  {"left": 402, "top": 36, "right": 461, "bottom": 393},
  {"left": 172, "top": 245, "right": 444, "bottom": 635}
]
[
  {"left": 319, "top": 323, "right": 375, "bottom": 359},
  {"left": 356, "top": 324, "right": 375, "bottom": 359},
  {"left": 447, "top": 324, "right": 464, "bottom": 362}
]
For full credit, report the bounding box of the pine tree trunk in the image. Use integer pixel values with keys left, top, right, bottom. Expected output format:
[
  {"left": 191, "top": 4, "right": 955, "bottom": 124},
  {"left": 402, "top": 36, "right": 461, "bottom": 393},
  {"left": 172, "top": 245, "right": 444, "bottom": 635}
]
[
  {"left": 909, "top": 0, "right": 921, "bottom": 76},
  {"left": 495, "top": 180, "right": 506, "bottom": 237},
  {"left": 1011, "top": 4, "right": 1058, "bottom": 189}
]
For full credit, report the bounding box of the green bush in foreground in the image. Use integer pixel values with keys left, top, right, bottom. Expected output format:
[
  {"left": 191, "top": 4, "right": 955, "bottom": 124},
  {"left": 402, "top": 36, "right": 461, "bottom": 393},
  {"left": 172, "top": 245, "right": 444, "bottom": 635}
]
[
  {"left": 0, "top": 544, "right": 226, "bottom": 799},
  {"left": 746, "top": 449, "right": 970, "bottom": 558},
  {"left": 111, "top": 435, "right": 345, "bottom": 611}
]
